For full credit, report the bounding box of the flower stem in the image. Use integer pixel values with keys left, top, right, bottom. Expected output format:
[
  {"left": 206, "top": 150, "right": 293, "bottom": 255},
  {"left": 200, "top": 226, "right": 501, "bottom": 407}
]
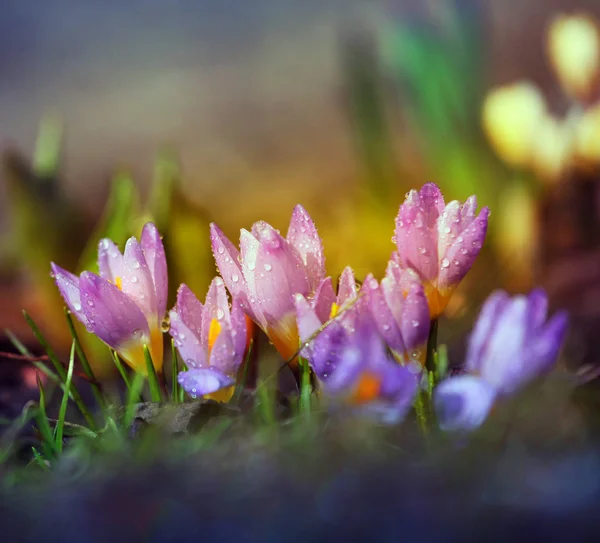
[{"left": 425, "top": 318, "right": 439, "bottom": 373}]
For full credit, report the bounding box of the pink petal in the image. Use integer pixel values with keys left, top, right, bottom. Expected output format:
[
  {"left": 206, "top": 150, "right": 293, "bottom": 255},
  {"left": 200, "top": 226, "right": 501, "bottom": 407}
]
[
  {"left": 122, "top": 237, "right": 158, "bottom": 323},
  {"left": 398, "top": 283, "right": 430, "bottom": 352},
  {"left": 337, "top": 266, "right": 358, "bottom": 306},
  {"left": 201, "top": 277, "right": 231, "bottom": 348},
  {"left": 169, "top": 308, "right": 206, "bottom": 369},
  {"left": 208, "top": 321, "right": 241, "bottom": 375},
  {"left": 174, "top": 284, "right": 204, "bottom": 341},
  {"left": 312, "top": 277, "right": 337, "bottom": 323},
  {"left": 229, "top": 298, "right": 248, "bottom": 358},
  {"left": 239, "top": 228, "right": 265, "bottom": 327},
  {"left": 97, "top": 239, "right": 123, "bottom": 283},
  {"left": 140, "top": 222, "right": 168, "bottom": 319},
  {"left": 294, "top": 293, "right": 323, "bottom": 344},
  {"left": 364, "top": 274, "right": 405, "bottom": 354},
  {"left": 286, "top": 204, "right": 325, "bottom": 290}
]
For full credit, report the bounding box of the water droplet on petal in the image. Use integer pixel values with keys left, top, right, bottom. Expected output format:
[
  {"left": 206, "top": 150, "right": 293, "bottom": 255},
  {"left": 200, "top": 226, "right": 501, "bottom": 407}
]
[
  {"left": 441, "top": 258, "right": 450, "bottom": 269},
  {"left": 418, "top": 247, "right": 427, "bottom": 255},
  {"left": 232, "top": 274, "right": 240, "bottom": 283},
  {"left": 216, "top": 308, "right": 225, "bottom": 320},
  {"left": 247, "top": 262, "right": 256, "bottom": 271},
  {"left": 411, "top": 320, "right": 420, "bottom": 327},
  {"left": 73, "top": 301, "right": 82, "bottom": 311},
  {"left": 217, "top": 246, "right": 225, "bottom": 255},
  {"left": 452, "top": 259, "right": 460, "bottom": 266},
  {"left": 131, "top": 276, "right": 139, "bottom": 284},
  {"left": 132, "top": 261, "right": 140, "bottom": 269},
  {"left": 444, "top": 226, "right": 451, "bottom": 234},
  {"left": 87, "top": 300, "right": 95, "bottom": 307},
  {"left": 264, "top": 263, "right": 272, "bottom": 271}
]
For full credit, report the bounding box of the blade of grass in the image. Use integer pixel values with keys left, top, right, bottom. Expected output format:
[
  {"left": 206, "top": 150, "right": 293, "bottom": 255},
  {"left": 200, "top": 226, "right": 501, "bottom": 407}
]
[
  {"left": 36, "top": 375, "right": 57, "bottom": 458},
  {"left": 64, "top": 309, "right": 106, "bottom": 409},
  {"left": 434, "top": 344, "right": 449, "bottom": 382},
  {"left": 144, "top": 345, "right": 163, "bottom": 402},
  {"left": 111, "top": 349, "right": 131, "bottom": 390},
  {"left": 171, "top": 339, "right": 180, "bottom": 403},
  {"left": 255, "top": 380, "right": 276, "bottom": 427},
  {"left": 5, "top": 328, "right": 61, "bottom": 385},
  {"left": 23, "top": 311, "right": 96, "bottom": 429},
  {"left": 299, "top": 356, "right": 312, "bottom": 419},
  {"left": 123, "top": 372, "right": 146, "bottom": 430},
  {"left": 31, "top": 447, "right": 51, "bottom": 471},
  {"left": 425, "top": 318, "right": 439, "bottom": 373},
  {"left": 233, "top": 339, "right": 254, "bottom": 403},
  {"left": 54, "top": 342, "right": 76, "bottom": 453}
]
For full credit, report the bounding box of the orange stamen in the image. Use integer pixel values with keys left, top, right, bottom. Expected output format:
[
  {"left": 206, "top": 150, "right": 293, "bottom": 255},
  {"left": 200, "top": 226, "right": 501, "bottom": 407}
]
[
  {"left": 115, "top": 276, "right": 123, "bottom": 290},
  {"left": 329, "top": 303, "right": 339, "bottom": 319},
  {"left": 208, "top": 318, "right": 221, "bottom": 352},
  {"left": 349, "top": 372, "right": 381, "bottom": 405}
]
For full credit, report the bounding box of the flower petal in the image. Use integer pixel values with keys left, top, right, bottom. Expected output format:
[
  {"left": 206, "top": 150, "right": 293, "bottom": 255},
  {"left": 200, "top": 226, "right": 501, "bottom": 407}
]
[
  {"left": 97, "top": 239, "right": 123, "bottom": 283},
  {"left": 337, "top": 266, "right": 358, "bottom": 306},
  {"left": 208, "top": 321, "right": 241, "bottom": 376},
  {"left": 178, "top": 368, "right": 234, "bottom": 398},
  {"left": 365, "top": 274, "right": 405, "bottom": 354},
  {"left": 434, "top": 375, "right": 497, "bottom": 432},
  {"left": 121, "top": 237, "right": 157, "bottom": 322},
  {"left": 465, "top": 290, "right": 510, "bottom": 372},
  {"left": 79, "top": 271, "right": 150, "bottom": 351},
  {"left": 174, "top": 284, "right": 204, "bottom": 342},
  {"left": 525, "top": 287, "right": 549, "bottom": 332},
  {"left": 313, "top": 277, "right": 337, "bottom": 323},
  {"left": 51, "top": 263, "right": 89, "bottom": 327},
  {"left": 201, "top": 277, "right": 231, "bottom": 348},
  {"left": 398, "top": 283, "right": 430, "bottom": 352},
  {"left": 140, "top": 222, "right": 168, "bottom": 319},
  {"left": 169, "top": 308, "right": 206, "bottom": 369},
  {"left": 249, "top": 222, "right": 310, "bottom": 328},
  {"left": 294, "top": 293, "right": 323, "bottom": 345},
  {"left": 286, "top": 204, "right": 325, "bottom": 290},
  {"left": 229, "top": 298, "right": 248, "bottom": 358}
]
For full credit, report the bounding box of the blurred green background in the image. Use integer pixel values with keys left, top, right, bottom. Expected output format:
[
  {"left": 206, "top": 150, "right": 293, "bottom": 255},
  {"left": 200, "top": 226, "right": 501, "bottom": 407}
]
[{"left": 1, "top": 0, "right": 600, "bottom": 374}]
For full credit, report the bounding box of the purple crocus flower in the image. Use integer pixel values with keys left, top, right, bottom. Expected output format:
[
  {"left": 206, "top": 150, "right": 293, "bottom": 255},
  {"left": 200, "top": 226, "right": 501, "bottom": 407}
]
[
  {"left": 434, "top": 288, "right": 568, "bottom": 431},
  {"left": 51, "top": 222, "right": 167, "bottom": 374},
  {"left": 294, "top": 266, "right": 359, "bottom": 346},
  {"left": 169, "top": 277, "right": 247, "bottom": 402},
  {"left": 394, "top": 183, "right": 489, "bottom": 318},
  {"left": 363, "top": 262, "right": 430, "bottom": 365},
  {"left": 302, "top": 295, "right": 421, "bottom": 423},
  {"left": 211, "top": 204, "right": 325, "bottom": 363}
]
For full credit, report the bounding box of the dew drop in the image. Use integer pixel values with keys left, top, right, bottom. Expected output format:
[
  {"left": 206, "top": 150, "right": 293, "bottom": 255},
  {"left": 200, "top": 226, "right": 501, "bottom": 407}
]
[
  {"left": 161, "top": 317, "right": 170, "bottom": 332},
  {"left": 217, "top": 246, "right": 225, "bottom": 255},
  {"left": 132, "top": 261, "right": 140, "bottom": 269},
  {"left": 264, "top": 263, "right": 272, "bottom": 271},
  {"left": 73, "top": 301, "right": 82, "bottom": 311},
  {"left": 232, "top": 274, "right": 240, "bottom": 283},
  {"left": 247, "top": 262, "right": 256, "bottom": 271},
  {"left": 418, "top": 247, "right": 427, "bottom": 255},
  {"left": 382, "top": 324, "right": 391, "bottom": 331},
  {"left": 411, "top": 320, "right": 420, "bottom": 327},
  {"left": 460, "top": 247, "right": 468, "bottom": 255},
  {"left": 441, "top": 258, "right": 450, "bottom": 269},
  {"left": 131, "top": 276, "right": 139, "bottom": 284},
  {"left": 452, "top": 259, "right": 460, "bottom": 266},
  {"left": 444, "top": 226, "right": 451, "bottom": 234},
  {"left": 216, "top": 308, "right": 225, "bottom": 320},
  {"left": 87, "top": 299, "right": 95, "bottom": 307}
]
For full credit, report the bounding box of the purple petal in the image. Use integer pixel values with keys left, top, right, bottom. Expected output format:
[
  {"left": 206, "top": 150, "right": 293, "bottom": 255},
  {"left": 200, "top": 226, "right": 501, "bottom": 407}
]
[
  {"left": 169, "top": 308, "right": 206, "bottom": 369},
  {"left": 229, "top": 298, "right": 248, "bottom": 358},
  {"left": 140, "top": 222, "right": 168, "bottom": 319},
  {"left": 238, "top": 228, "right": 265, "bottom": 326},
  {"left": 312, "top": 277, "right": 337, "bottom": 323},
  {"left": 174, "top": 284, "right": 204, "bottom": 342},
  {"left": 525, "top": 288, "right": 549, "bottom": 332},
  {"left": 398, "top": 283, "right": 430, "bottom": 352},
  {"left": 394, "top": 188, "right": 440, "bottom": 282},
  {"left": 208, "top": 321, "right": 241, "bottom": 375},
  {"left": 178, "top": 368, "right": 235, "bottom": 397},
  {"left": 364, "top": 274, "right": 405, "bottom": 354},
  {"left": 337, "top": 266, "right": 358, "bottom": 306},
  {"left": 438, "top": 206, "right": 489, "bottom": 293},
  {"left": 121, "top": 237, "right": 157, "bottom": 322},
  {"left": 286, "top": 204, "right": 325, "bottom": 290},
  {"left": 249, "top": 222, "right": 310, "bottom": 328},
  {"left": 434, "top": 375, "right": 497, "bottom": 432},
  {"left": 210, "top": 223, "right": 255, "bottom": 320},
  {"left": 201, "top": 277, "right": 231, "bottom": 348},
  {"left": 79, "top": 271, "right": 150, "bottom": 350},
  {"left": 294, "top": 293, "right": 323, "bottom": 345},
  {"left": 51, "top": 263, "right": 89, "bottom": 327},
  {"left": 465, "top": 290, "right": 511, "bottom": 372},
  {"left": 97, "top": 239, "right": 123, "bottom": 283}
]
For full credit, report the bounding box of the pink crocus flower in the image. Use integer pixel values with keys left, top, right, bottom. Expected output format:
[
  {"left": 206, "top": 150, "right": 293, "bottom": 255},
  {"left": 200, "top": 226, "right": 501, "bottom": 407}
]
[
  {"left": 210, "top": 205, "right": 325, "bottom": 363},
  {"left": 393, "top": 183, "right": 490, "bottom": 318},
  {"left": 51, "top": 222, "right": 167, "bottom": 374}
]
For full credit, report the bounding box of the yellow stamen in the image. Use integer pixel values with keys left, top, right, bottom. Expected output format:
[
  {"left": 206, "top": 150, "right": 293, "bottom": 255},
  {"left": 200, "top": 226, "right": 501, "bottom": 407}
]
[
  {"left": 329, "top": 302, "right": 339, "bottom": 319},
  {"left": 115, "top": 276, "right": 123, "bottom": 291},
  {"left": 349, "top": 372, "right": 381, "bottom": 405},
  {"left": 208, "top": 318, "right": 221, "bottom": 352}
]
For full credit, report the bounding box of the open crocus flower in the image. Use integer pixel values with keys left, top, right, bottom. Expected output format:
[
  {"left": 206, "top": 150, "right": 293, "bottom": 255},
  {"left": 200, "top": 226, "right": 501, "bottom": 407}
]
[
  {"left": 51, "top": 222, "right": 167, "bottom": 374},
  {"left": 393, "top": 183, "right": 490, "bottom": 319},
  {"left": 302, "top": 296, "right": 421, "bottom": 423},
  {"left": 434, "top": 288, "right": 568, "bottom": 432},
  {"left": 169, "top": 278, "right": 247, "bottom": 402},
  {"left": 211, "top": 204, "right": 325, "bottom": 362},
  {"left": 294, "top": 266, "right": 359, "bottom": 346},
  {"left": 363, "top": 263, "right": 430, "bottom": 365}
]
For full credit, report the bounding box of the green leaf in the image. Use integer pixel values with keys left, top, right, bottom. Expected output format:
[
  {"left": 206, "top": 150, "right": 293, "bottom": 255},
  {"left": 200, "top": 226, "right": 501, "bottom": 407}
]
[
  {"left": 144, "top": 345, "right": 163, "bottom": 403},
  {"left": 171, "top": 339, "right": 180, "bottom": 404},
  {"left": 123, "top": 373, "right": 146, "bottom": 429},
  {"left": 111, "top": 350, "right": 131, "bottom": 391},
  {"left": 54, "top": 342, "right": 76, "bottom": 453},
  {"left": 36, "top": 375, "right": 57, "bottom": 458}
]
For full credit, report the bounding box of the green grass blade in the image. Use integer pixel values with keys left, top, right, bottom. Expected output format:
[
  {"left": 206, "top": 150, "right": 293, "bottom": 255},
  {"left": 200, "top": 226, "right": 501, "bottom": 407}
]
[
  {"left": 434, "top": 344, "right": 449, "bottom": 382},
  {"left": 54, "top": 342, "right": 76, "bottom": 453},
  {"left": 233, "top": 339, "right": 254, "bottom": 403},
  {"left": 123, "top": 373, "right": 146, "bottom": 429},
  {"left": 110, "top": 350, "right": 131, "bottom": 390},
  {"left": 31, "top": 447, "right": 51, "bottom": 472},
  {"left": 171, "top": 339, "right": 180, "bottom": 403},
  {"left": 36, "top": 375, "right": 57, "bottom": 458},
  {"left": 5, "top": 328, "right": 61, "bottom": 385},
  {"left": 144, "top": 345, "right": 163, "bottom": 402},
  {"left": 23, "top": 311, "right": 96, "bottom": 429},
  {"left": 255, "top": 380, "right": 276, "bottom": 427},
  {"left": 64, "top": 309, "right": 106, "bottom": 409},
  {"left": 299, "top": 356, "right": 312, "bottom": 419}
]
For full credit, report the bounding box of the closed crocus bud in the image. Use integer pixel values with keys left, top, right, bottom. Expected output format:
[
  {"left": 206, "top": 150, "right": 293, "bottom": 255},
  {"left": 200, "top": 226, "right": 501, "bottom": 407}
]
[
  {"left": 547, "top": 13, "right": 600, "bottom": 104},
  {"left": 393, "top": 183, "right": 489, "bottom": 318},
  {"left": 482, "top": 81, "right": 547, "bottom": 168},
  {"left": 364, "top": 263, "right": 430, "bottom": 365},
  {"left": 434, "top": 289, "right": 568, "bottom": 432},
  {"left": 169, "top": 278, "right": 247, "bottom": 402},
  {"left": 211, "top": 205, "right": 325, "bottom": 362},
  {"left": 304, "top": 295, "right": 420, "bottom": 423},
  {"left": 530, "top": 113, "right": 575, "bottom": 182},
  {"left": 51, "top": 222, "right": 167, "bottom": 374},
  {"left": 574, "top": 103, "right": 600, "bottom": 165}
]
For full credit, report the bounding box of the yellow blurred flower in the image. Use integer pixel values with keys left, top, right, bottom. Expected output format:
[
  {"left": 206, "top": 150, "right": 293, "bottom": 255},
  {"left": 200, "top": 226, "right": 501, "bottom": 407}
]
[
  {"left": 530, "top": 113, "right": 575, "bottom": 181},
  {"left": 482, "top": 82, "right": 546, "bottom": 168},
  {"left": 574, "top": 103, "right": 600, "bottom": 165},
  {"left": 547, "top": 13, "right": 600, "bottom": 103}
]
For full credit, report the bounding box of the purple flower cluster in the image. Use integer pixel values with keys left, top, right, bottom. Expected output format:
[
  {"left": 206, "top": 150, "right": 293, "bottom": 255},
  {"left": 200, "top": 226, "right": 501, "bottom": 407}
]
[{"left": 50, "top": 182, "right": 568, "bottom": 428}]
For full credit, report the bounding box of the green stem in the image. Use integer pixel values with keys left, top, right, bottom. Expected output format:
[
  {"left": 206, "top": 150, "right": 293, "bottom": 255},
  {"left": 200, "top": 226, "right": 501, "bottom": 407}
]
[
  {"left": 23, "top": 311, "right": 96, "bottom": 429},
  {"left": 111, "top": 350, "right": 131, "bottom": 390},
  {"left": 425, "top": 318, "right": 439, "bottom": 373},
  {"left": 64, "top": 309, "right": 106, "bottom": 409},
  {"left": 144, "top": 345, "right": 163, "bottom": 402},
  {"left": 171, "top": 339, "right": 180, "bottom": 403}
]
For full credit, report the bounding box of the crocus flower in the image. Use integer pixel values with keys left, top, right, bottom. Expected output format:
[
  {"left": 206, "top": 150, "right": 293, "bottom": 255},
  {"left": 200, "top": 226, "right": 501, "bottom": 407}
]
[
  {"left": 393, "top": 183, "right": 489, "bottom": 318},
  {"left": 169, "top": 277, "right": 247, "bottom": 402},
  {"left": 211, "top": 205, "right": 325, "bottom": 362},
  {"left": 294, "top": 266, "right": 359, "bottom": 346},
  {"left": 434, "top": 288, "right": 568, "bottom": 432},
  {"left": 363, "top": 262, "right": 430, "bottom": 365},
  {"left": 301, "top": 294, "right": 421, "bottom": 423},
  {"left": 51, "top": 222, "right": 167, "bottom": 374}
]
